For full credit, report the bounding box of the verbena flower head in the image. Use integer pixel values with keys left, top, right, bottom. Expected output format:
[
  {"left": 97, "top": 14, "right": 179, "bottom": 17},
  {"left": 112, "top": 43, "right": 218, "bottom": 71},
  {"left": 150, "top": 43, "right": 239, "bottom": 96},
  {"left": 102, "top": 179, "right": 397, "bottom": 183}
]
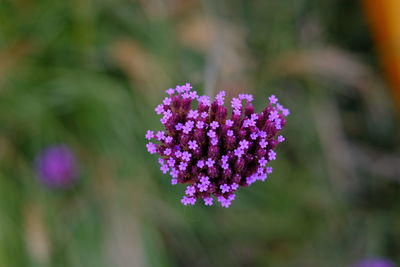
[
  {"left": 146, "top": 83, "right": 289, "bottom": 207},
  {"left": 352, "top": 258, "right": 396, "bottom": 267},
  {"left": 35, "top": 145, "right": 78, "bottom": 188}
]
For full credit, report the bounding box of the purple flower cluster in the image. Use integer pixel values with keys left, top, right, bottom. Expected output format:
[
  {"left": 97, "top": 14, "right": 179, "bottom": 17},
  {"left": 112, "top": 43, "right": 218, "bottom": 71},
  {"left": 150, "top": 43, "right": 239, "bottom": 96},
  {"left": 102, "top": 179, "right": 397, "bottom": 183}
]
[
  {"left": 352, "top": 258, "right": 396, "bottom": 267},
  {"left": 35, "top": 145, "right": 78, "bottom": 188},
  {"left": 146, "top": 83, "right": 289, "bottom": 207}
]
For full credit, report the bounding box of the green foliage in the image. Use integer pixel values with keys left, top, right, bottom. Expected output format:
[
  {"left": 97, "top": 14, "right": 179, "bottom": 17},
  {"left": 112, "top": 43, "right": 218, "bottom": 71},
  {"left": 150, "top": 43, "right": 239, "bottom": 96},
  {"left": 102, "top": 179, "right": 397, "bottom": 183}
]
[{"left": 0, "top": 0, "right": 398, "bottom": 266}]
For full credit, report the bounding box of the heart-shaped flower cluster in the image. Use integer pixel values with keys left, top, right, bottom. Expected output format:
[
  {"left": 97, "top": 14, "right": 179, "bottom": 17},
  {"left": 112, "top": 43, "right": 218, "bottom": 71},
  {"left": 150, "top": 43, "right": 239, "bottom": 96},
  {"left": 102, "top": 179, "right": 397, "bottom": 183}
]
[{"left": 146, "top": 83, "right": 289, "bottom": 207}]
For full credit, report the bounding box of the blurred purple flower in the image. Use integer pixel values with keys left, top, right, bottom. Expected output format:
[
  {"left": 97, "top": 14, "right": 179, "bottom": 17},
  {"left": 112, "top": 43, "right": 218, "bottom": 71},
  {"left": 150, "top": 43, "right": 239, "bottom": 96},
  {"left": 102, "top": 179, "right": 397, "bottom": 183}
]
[
  {"left": 353, "top": 258, "right": 396, "bottom": 267},
  {"left": 146, "top": 83, "right": 289, "bottom": 207},
  {"left": 36, "top": 145, "right": 78, "bottom": 188}
]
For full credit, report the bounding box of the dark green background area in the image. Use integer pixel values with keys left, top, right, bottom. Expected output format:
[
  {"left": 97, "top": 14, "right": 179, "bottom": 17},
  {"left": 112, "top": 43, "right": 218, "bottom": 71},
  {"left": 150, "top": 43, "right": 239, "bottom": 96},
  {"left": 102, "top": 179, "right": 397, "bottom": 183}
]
[{"left": 0, "top": 0, "right": 399, "bottom": 266}]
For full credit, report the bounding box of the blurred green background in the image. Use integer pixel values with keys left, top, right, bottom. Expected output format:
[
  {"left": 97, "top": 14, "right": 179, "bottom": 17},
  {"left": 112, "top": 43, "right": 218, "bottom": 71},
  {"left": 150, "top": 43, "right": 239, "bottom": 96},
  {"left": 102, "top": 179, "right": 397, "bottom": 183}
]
[{"left": 1, "top": 0, "right": 399, "bottom": 266}]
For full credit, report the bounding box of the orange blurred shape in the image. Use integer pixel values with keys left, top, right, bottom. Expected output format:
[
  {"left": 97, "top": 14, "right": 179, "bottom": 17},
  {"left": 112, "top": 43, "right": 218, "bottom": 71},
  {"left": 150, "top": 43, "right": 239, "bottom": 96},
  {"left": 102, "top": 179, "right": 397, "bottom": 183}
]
[{"left": 363, "top": 0, "right": 400, "bottom": 111}]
